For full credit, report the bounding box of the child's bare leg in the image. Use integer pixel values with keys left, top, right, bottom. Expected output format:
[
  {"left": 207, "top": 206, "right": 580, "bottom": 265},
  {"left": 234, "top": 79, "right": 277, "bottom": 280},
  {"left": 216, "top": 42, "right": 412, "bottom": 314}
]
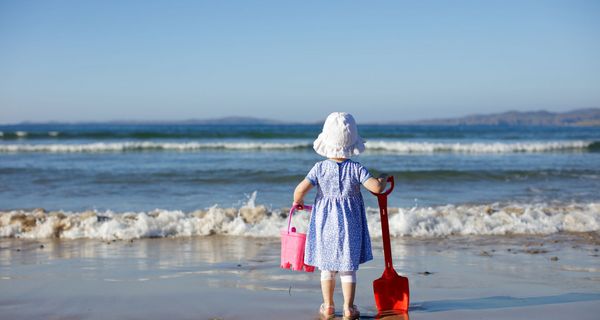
[
  {"left": 341, "top": 282, "right": 356, "bottom": 308},
  {"left": 320, "top": 271, "right": 336, "bottom": 307},
  {"left": 321, "top": 279, "right": 335, "bottom": 306},
  {"left": 340, "top": 271, "right": 358, "bottom": 316}
]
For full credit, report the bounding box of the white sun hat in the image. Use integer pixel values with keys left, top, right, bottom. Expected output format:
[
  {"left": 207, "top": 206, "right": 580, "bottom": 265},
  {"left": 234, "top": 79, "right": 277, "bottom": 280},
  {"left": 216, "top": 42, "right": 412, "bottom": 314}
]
[{"left": 313, "top": 112, "right": 366, "bottom": 158}]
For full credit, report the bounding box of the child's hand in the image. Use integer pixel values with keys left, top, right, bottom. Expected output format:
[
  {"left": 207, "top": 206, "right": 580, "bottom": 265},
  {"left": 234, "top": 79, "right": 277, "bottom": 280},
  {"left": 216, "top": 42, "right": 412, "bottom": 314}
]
[
  {"left": 377, "top": 173, "right": 389, "bottom": 189},
  {"left": 293, "top": 200, "right": 305, "bottom": 210}
]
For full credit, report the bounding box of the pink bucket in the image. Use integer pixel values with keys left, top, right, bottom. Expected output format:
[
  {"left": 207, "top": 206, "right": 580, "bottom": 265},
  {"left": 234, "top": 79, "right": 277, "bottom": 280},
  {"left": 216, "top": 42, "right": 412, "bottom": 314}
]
[{"left": 280, "top": 205, "right": 315, "bottom": 273}]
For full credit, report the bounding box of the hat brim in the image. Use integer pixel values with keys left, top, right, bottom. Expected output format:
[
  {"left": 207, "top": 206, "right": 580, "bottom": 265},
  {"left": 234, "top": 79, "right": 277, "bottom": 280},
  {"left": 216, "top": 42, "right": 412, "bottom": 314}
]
[{"left": 313, "top": 133, "right": 366, "bottom": 158}]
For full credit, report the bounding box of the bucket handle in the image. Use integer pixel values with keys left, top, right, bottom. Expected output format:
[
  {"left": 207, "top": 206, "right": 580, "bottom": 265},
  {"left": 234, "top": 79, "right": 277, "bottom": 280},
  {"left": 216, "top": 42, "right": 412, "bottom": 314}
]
[{"left": 287, "top": 204, "right": 312, "bottom": 234}]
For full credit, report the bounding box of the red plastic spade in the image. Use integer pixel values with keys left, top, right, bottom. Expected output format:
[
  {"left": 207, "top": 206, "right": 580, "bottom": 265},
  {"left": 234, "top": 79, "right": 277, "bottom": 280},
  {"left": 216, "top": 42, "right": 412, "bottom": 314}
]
[{"left": 371, "top": 176, "right": 410, "bottom": 314}]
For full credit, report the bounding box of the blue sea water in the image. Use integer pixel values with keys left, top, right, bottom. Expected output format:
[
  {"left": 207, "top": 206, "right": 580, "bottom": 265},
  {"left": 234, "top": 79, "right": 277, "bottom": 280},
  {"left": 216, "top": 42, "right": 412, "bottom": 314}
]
[
  {"left": 1, "top": 123, "right": 598, "bottom": 210},
  {"left": 0, "top": 124, "right": 599, "bottom": 239}
]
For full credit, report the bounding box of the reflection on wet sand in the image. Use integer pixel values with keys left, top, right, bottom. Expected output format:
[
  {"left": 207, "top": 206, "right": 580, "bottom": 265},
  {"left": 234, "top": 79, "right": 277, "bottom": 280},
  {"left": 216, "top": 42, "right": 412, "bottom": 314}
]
[
  {"left": 1, "top": 236, "right": 320, "bottom": 295},
  {"left": 0, "top": 236, "right": 274, "bottom": 265},
  {"left": 376, "top": 310, "right": 410, "bottom": 320},
  {"left": 2, "top": 234, "right": 599, "bottom": 320},
  {"left": 321, "top": 310, "right": 409, "bottom": 320}
]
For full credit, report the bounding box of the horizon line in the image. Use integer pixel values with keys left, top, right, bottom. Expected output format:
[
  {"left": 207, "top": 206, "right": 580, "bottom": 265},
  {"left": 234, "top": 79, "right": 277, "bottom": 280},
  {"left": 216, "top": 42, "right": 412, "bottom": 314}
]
[{"left": 0, "top": 107, "right": 598, "bottom": 126}]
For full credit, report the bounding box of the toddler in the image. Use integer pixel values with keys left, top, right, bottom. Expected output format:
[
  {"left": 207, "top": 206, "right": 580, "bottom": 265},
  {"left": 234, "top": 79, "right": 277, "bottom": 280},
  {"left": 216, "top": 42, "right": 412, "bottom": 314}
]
[{"left": 293, "top": 112, "right": 387, "bottom": 319}]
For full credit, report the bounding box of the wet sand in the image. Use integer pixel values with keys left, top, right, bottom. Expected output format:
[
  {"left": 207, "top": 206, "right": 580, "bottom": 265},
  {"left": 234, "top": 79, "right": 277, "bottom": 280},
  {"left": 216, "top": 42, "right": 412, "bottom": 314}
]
[{"left": 1, "top": 234, "right": 599, "bottom": 319}]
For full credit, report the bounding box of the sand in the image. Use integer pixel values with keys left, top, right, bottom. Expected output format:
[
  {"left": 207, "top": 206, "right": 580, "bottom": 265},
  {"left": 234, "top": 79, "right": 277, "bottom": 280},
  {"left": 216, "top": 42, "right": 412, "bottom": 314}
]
[{"left": 1, "top": 234, "right": 599, "bottom": 319}]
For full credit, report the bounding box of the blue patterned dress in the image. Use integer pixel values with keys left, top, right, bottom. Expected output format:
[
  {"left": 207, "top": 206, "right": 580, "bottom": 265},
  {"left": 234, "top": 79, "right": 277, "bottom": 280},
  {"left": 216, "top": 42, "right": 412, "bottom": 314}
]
[{"left": 304, "top": 159, "right": 373, "bottom": 271}]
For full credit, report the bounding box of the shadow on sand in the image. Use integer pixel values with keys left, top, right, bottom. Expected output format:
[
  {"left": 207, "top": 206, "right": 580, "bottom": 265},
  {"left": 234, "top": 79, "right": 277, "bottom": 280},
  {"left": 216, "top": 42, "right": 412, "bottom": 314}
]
[
  {"left": 349, "top": 293, "right": 600, "bottom": 319},
  {"left": 409, "top": 292, "right": 600, "bottom": 313}
]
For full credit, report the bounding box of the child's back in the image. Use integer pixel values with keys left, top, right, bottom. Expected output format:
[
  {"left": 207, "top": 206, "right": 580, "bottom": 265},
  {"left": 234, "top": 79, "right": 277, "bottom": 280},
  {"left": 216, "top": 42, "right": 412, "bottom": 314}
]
[
  {"left": 304, "top": 159, "right": 373, "bottom": 271},
  {"left": 293, "top": 112, "right": 388, "bottom": 319}
]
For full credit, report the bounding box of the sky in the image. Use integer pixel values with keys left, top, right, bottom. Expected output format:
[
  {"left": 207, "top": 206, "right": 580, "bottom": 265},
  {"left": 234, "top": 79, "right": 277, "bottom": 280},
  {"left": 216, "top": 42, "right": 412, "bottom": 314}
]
[{"left": 0, "top": 0, "right": 599, "bottom": 123}]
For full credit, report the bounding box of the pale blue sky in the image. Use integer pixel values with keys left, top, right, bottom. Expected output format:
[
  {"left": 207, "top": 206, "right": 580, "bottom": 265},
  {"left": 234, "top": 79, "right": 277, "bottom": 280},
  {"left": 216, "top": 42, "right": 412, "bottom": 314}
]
[{"left": 1, "top": 0, "right": 599, "bottom": 123}]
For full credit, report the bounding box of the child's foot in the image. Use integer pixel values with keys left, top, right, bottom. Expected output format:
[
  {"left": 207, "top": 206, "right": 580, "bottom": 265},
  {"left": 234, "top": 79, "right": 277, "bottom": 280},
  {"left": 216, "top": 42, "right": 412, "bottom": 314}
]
[
  {"left": 319, "top": 303, "right": 335, "bottom": 319},
  {"left": 343, "top": 305, "right": 360, "bottom": 320}
]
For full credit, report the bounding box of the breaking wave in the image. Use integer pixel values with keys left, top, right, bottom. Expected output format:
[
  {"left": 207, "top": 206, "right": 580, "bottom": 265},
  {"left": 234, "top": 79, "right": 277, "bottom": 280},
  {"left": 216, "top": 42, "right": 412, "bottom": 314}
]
[
  {"left": 0, "top": 141, "right": 310, "bottom": 153},
  {"left": 0, "top": 140, "right": 595, "bottom": 153},
  {"left": 1, "top": 200, "right": 598, "bottom": 240},
  {"left": 365, "top": 140, "right": 595, "bottom": 153}
]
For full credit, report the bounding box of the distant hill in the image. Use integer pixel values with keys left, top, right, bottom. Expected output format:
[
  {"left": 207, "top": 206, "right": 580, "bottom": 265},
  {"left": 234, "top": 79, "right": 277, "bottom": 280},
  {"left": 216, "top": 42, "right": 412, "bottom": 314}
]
[
  {"left": 8, "top": 109, "right": 599, "bottom": 126},
  {"left": 407, "top": 108, "right": 600, "bottom": 126}
]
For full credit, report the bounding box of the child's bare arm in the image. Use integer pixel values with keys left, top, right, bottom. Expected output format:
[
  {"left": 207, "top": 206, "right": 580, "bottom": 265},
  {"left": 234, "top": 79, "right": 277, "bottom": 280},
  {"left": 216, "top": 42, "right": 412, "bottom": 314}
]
[
  {"left": 363, "top": 174, "right": 388, "bottom": 194},
  {"left": 293, "top": 179, "right": 314, "bottom": 208}
]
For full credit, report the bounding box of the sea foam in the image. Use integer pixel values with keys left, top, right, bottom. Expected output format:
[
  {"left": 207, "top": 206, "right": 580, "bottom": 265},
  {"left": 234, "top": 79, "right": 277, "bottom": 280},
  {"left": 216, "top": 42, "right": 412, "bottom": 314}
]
[
  {"left": 0, "top": 141, "right": 309, "bottom": 153},
  {"left": 0, "top": 140, "right": 594, "bottom": 153},
  {"left": 1, "top": 202, "right": 598, "bottom": 240},
  {"left": 365, "top": 140, "right": 593, "bottom": 153}
]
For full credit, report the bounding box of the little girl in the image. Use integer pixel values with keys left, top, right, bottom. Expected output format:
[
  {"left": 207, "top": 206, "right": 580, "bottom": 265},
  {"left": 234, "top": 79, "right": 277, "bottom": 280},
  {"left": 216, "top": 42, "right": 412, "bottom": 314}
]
[{"left": 293, "top": 112, "right": 387, "bottom": 319}]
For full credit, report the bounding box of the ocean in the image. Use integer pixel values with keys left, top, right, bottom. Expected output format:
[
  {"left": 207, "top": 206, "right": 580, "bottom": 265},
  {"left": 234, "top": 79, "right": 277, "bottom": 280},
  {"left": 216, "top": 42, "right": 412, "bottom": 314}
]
[{"left": 1, "top": 123, "right": 599, "bottom": 240}]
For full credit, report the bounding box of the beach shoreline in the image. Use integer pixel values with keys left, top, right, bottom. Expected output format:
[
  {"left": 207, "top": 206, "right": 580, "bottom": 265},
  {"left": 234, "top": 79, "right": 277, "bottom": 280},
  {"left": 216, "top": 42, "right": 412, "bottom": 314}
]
[{"left": 1, "top": 233, "right": 599, "bottom": 319}]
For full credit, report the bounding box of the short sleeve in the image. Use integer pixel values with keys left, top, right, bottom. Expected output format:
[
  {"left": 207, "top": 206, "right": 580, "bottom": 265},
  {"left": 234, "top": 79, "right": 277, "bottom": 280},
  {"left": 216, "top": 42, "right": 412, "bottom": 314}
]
[
  {"left": 306, "top": 163, "right": 319, "bottom": 186},
  {"left": 358, "top": 164, "right": 372, "bottom": 184}
]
